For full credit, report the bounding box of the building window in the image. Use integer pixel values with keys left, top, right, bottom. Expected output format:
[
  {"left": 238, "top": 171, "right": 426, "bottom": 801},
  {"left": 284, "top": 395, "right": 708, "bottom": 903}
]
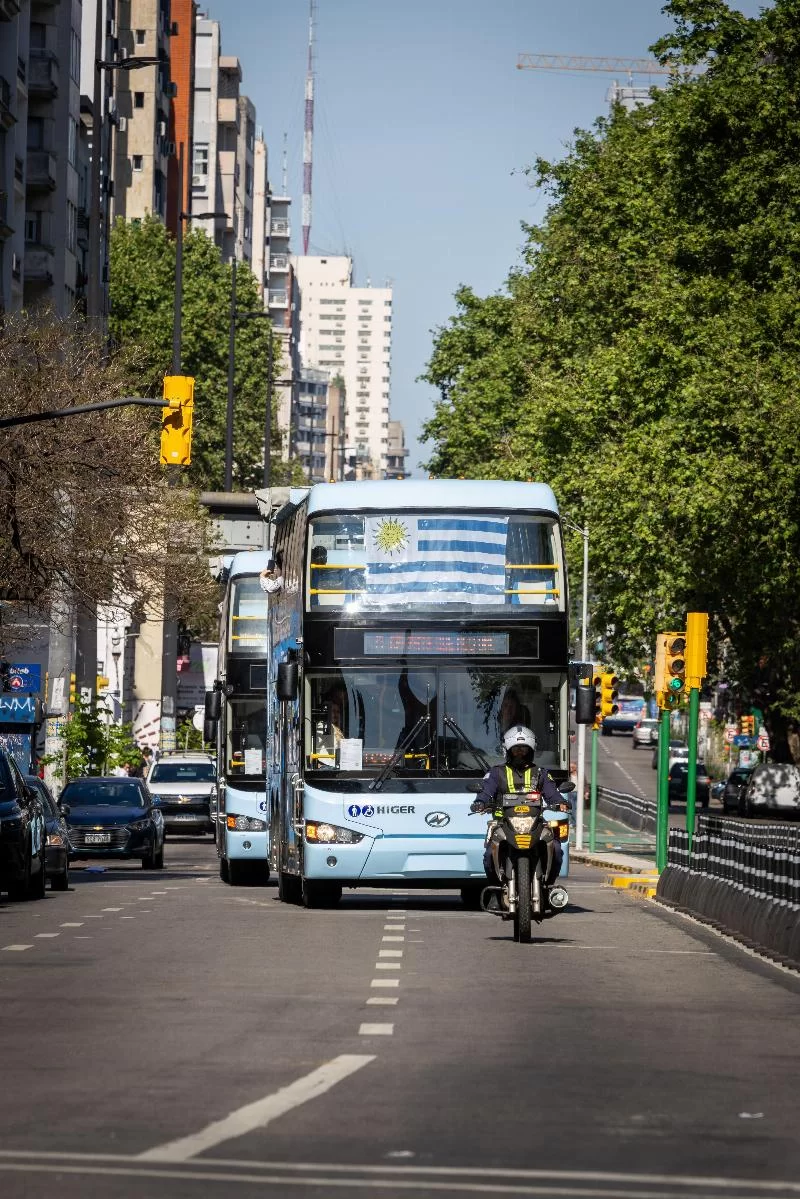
[
  {"left": 27, "top": 117, "right": 44, "bottom": 150},
  {"left": 136, "top": 29, "right": 146, "bottom": 44},
  {"left": 68, "top": 118, "right": 77, "bottom": 167},
  {"left": 193, "top": 143, "right": 209, "bottom": 178},
  {"left": 132, "top": 155, "right": 144, "bottom": 171},
  {"left": 66, "top": 201, "right": 77, "bottom": 253},
  {"left": 70, "top": 29, "right": 81, "bottom": 83},
  {"left": 24, "top": 212, "right": 41, "bottom": 243},
  {"left": 29, "top": 21, "right": 46, "bottom": 49},
  {"left": 134, "top": 92, "right": 145, "bottom": 109}
]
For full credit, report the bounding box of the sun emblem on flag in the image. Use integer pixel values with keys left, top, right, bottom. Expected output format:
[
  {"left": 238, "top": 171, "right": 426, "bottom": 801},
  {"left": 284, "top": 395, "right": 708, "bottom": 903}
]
[{"left": 373, "top": 517, "right": 409, "bottom": 555}]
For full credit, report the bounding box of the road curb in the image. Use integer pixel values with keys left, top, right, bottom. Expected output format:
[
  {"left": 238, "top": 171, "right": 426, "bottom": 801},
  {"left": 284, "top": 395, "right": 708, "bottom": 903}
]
[{"left": 571, "top": 850, "right": 653, "bottom": 873}]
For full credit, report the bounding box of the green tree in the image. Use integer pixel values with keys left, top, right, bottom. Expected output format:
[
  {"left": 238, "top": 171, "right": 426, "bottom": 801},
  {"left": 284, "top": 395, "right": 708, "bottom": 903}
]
[
  {"left": 109, "top": 216, "right": 295, "bottom": 490},
  {"left": 421, "top": 0, "right": 800, "bottom": 751}
]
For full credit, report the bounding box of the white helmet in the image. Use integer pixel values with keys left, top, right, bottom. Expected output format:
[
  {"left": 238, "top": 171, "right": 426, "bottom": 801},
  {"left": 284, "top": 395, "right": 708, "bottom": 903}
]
[{"left": 502, "top": 725, "right": 536, "bottom": 754}]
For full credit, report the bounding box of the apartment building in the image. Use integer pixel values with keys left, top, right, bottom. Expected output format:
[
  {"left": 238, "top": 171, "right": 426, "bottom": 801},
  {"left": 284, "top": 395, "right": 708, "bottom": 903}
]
[
  {"left": 0, "top": 0, "right": 83, "bottom": 314},
  {"left": 267, "top": 190, "right": 296, "bottom": 458},
  {"left": 292, "top": 254, "right": 393, "bottom": 479},
  {"left": 110, "top": 0, "right": 173, "bottom": 225},
  {"left": 251, "top": 130, "right": 266, "bottom": 300},
  {"left": 165, "top": 0, "right": 194, "bottom": 235},
  {"left": 293, "top": 367, "right": 328, "bottom": 482},
  {"left": 384, "top": 419, "right": 409, "bottom": 479}
]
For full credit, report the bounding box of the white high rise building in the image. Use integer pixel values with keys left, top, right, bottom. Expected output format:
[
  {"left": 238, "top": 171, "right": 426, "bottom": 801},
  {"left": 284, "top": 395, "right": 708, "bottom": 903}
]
[{"left": 293, "top": 254, "right": 392, "bottom": 478}]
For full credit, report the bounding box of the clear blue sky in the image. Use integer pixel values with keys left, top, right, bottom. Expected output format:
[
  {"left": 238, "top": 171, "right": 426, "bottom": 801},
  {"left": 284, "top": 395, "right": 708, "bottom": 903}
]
[{"left": 202, "top": 0, "right": 770, "bottom": 475}]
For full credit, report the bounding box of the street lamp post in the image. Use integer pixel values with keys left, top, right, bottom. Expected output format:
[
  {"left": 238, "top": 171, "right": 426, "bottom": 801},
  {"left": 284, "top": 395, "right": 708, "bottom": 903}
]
[{"left": 563, "top": 517, "right": 589, "bottom": 850}]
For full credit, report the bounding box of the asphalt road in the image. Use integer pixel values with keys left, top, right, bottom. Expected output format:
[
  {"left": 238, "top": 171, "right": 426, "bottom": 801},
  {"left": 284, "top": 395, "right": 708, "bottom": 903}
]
[{"left": 2, "top": 837, "right": 799, "bottom": 1199}]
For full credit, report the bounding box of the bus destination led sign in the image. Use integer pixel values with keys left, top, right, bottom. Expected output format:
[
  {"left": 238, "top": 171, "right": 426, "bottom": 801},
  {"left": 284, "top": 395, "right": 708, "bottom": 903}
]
[{"left": 362, "top": 631, "right": 510, "bottom": 656}]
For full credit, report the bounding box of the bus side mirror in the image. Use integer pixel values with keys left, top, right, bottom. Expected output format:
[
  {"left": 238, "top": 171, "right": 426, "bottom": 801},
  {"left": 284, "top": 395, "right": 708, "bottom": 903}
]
[
  {"left": 575, "top": 683, "right": 597, "bottom": 725},
  {"left": 204, "top": 689, "right": 221, "bottom": 720},
  {"left": 203, "top": 719, "right": 216, "bottom": 745},
  {"left": 276, "top": 661, "right": 299, "bottom": 702}
]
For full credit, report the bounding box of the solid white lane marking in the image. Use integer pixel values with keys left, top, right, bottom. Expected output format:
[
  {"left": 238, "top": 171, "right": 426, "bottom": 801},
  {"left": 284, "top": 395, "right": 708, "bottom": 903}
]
[
  {"left": 367, "top": 997, "right": 398, "bottom": 1006},
  {"left": 375, "top": 962, "right": 401, "bottom": 969},
  {"left": 2, "top": 944, "right": 33, "bottom": 952},
  {"left": 359, "top": 1023, "right": 394, "bottom": 1036},
  {"left": 137, "top": 1055, "right": 375, "bottom": 1163},
  {"left": 370, "top": 979, "right": 399, "bottom": 988},
  {"left": 382, "top": 936, "right": 405, "bottom": 942},
  {"left": 35, "top": 933, "right": 59, "bottom": 939},
  {"left": 61, "top": 922, "right": 84, "bottom": 928},
  {"left": 379, "top": 949, "right": 404, "bottom": 957}
]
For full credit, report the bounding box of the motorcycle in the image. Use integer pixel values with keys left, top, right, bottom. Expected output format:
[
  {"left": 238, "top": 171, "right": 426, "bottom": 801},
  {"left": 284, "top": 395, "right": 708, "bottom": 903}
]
[{"left": 473, "top": 780, "right": 575, "bottom": 943}]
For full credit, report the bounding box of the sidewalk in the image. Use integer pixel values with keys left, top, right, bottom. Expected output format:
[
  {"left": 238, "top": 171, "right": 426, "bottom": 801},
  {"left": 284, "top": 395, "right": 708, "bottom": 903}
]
[{"left": 570, "top": 812, "right": 659, "bottom": 897}]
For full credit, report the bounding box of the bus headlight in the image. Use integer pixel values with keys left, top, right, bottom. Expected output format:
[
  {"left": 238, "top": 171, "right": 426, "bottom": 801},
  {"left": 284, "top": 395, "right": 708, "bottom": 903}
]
[
  {"left": 227, "top": 815, "right": 267, "bottom": 832},
  {"left": 306, "top": 821, "right": 364, "bottom": 845}
]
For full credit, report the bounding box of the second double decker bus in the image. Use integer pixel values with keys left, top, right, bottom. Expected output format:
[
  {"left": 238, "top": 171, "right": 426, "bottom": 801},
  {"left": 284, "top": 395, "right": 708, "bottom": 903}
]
[{"left": 268, "top": 480, "right": 571, "bottom": 907}]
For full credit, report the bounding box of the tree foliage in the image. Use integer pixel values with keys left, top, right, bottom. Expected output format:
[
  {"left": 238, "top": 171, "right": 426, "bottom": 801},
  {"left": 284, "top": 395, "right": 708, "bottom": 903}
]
[
  {"left": 0, "top": 312, "right": 215, "bottom": 650},
  {"left": 421, "top": 0, "right": 800, "bottom": 742},
  {"left": 109, "top": 216, "right": 298, "bottom": 491}
]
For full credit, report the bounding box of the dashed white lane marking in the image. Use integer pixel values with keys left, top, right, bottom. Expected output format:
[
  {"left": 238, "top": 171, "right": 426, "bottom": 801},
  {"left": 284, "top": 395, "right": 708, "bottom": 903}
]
[
  {"left": 101, "top": 907, "right": 124, "bottom": 912},
  {"left": 150, "top": 891, "right": 168, "bottom": 896},
  {"left": 61, "top": 922, "right": 84, "bottom": 928},
  {"left": 374, "top": 962, "right": 401, "bottom": 970},
  {"left": 367, "top": 997, "right": 398, "bottom": 1006},
  {"left": 2, "top": 944, "right": 32, "bottom": 952},
  {"left": 359, "top": 1023, "right": 394, "bottom": 1036},
  {"left": 378, "top": 949, "right": 403, "bottom": 958},
  {"left": 370, "top": 979, "right": 399, "bottom": 988},
  {"left": 138, "top": 1055, "right": 375, "bottom": 1163},
  {"left": 121, "top": 916, "right": 135, "bottom": 920},
  {"left": 74, "top": 936, "right": 91, "bottom": 940},
  {"left": 82, "top": 915, "right": 104, "bottom": 919},
  {"left": 35, "top": 933, "right": 60, "bottom": 939},
  {"left": 382, "top": 936, "right": 405, "bottom": 942}
]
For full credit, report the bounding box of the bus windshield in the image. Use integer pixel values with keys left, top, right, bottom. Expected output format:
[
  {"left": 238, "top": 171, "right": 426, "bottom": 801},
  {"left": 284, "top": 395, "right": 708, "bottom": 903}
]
[
  {"left": 305, "top": 668, "right": 562, "bottom": 778},
  {"left": 224, "top": 696, "right": 266, "bottom": 779},
  {"left": 228, "top": 576, "right": 268, "bottom": 654},
  {"left": 306, "top": 512, "right": 562, "bottom": 612}
]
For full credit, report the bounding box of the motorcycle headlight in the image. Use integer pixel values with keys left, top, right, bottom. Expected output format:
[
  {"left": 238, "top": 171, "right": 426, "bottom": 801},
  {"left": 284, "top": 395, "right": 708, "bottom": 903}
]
[
  {"left": 509, "top": 816, "right": 535, "bottom": 834},
  {"left": 306, "top": 820, "right": 364, "bottom": 845},
  {"left": 227, "top": 815, "right": 267, "bottom": 832}
]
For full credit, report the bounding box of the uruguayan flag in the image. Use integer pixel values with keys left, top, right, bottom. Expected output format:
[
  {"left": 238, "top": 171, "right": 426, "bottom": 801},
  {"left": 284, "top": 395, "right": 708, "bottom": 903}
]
[{"left": 364, "top": 515, "right": 509, "bottom": 605}]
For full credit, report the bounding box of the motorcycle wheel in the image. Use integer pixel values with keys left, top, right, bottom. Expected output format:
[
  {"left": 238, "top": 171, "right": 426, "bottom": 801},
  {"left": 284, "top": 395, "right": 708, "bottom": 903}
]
[{"left": 513, "top": 857, "right": 532, "bottom": 943}]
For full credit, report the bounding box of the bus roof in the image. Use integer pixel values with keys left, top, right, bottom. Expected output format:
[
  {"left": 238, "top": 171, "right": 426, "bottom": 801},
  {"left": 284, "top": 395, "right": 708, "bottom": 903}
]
[
  {"left": 305, "top": 480, "right": 559, "bottom": 517},
  {"left": 226, "top": 549, "right": 273, "bottom": 579}
]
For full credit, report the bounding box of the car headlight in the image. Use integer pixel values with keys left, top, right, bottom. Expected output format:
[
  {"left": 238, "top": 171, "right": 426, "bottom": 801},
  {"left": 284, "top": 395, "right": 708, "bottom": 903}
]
[
  {"left": 227, "top": 815, "right": 266, "bottom": 832},
  {"left": 47, "top": 832, "right": 65, "bottom": 847},
  {"left": 509, "top": 816, "right": 534, "bottom": 834},
  {"left": 306, "top": 820, "right": 364, "bottom": 844},
  {"left": 128, "top": 819, "right": 151, "bottom": 831}
]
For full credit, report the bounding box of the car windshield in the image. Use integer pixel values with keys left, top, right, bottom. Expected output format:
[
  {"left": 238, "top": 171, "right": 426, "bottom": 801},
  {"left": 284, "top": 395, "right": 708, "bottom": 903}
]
[
  {"left": 305, "top": 667, "right": 563, "bottom": 778},
  {"left": 60, "top": 780, "right": 145, "bottom": 807},
  {"left": 306, "top": 512, "right": 563, "bottom": 612},
  {"left": 150, "top": 762, "right": 214, "bottom": 783}
]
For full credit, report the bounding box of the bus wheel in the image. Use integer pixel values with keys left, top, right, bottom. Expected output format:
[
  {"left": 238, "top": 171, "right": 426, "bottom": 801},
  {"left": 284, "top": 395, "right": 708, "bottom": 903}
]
[
  {"left": 278, "top": 870, "right": 302, "bottom": 904},
  {"left": 219, "top": 857, "right": 230, "bottom": 884},
  {"left": 460, "top": 884, "right": 484, "bottom": 910},
  {"left": 302, "top": 879, "right": 342, "bottom": 909}
]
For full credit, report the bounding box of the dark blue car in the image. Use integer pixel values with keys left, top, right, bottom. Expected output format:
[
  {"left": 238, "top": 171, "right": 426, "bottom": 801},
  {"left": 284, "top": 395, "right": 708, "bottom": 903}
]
[{"left": 60, "top": 776, "right": 165, "bottom": 869}]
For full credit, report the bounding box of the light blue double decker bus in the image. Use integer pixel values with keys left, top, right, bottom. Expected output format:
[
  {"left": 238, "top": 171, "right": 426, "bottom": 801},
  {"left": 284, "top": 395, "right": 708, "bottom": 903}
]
[{"left": 268, "top": 480, "right": 571, "bottom": 907}]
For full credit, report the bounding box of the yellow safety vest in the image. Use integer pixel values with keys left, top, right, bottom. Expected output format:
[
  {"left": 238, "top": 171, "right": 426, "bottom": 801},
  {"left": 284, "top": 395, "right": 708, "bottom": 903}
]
[{"left": 505, "top": 766, "right": 532, "bottom": 793}]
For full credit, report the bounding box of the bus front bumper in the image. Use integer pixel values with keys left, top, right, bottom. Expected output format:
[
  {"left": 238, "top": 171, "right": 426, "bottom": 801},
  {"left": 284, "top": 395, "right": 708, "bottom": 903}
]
[{"left": 224, "top": 828, "right": 268, "bottom": 862}]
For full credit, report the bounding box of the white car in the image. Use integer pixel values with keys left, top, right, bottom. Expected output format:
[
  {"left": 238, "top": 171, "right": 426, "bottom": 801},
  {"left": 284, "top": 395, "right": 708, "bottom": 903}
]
[
  {"left": 146, "top": 752, "right": 217, "bottom": 835},
  {"left": 651, "top": 741, "right": 689, "bottom": 770},
  {"left": 632, "top": 717, "right": 659, "bottom": 748}
]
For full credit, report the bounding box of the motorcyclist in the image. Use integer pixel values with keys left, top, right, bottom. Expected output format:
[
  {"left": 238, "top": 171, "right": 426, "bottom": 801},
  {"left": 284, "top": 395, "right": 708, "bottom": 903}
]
[{"left": 470, "top": 725, "right": 566, "bottom": 887}]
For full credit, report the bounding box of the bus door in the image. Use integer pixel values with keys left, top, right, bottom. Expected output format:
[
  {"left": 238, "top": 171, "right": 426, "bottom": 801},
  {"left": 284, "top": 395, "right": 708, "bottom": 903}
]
[{"left": 275, "top": 665, "right": 302, "bottom": 878}]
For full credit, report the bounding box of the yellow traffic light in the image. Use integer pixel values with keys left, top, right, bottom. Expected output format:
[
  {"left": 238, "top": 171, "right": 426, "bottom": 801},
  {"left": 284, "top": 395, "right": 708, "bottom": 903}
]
[
  {"left": 591, "top": 667, "right": 603, "bottom": 728},
  {"left": 96, "top": 675, "right": 110, "bottom": 691},
  {"left": 600, "top": 672, "right": 619, "bottom": 720},
  {"left": 69, "top": 671, "right": 77, "bottom": 705},
  {"left": 160, "top": 375, "right": 195, "bottom": 466},
  {"left": 741, "top": 714, "right": 754, "bottom": 736},
  {"left": 655, "top": 631, "right": 686, "bottom": 709},
  {"left": 685, "top": 612, "right": 708, "bottom": 689}
]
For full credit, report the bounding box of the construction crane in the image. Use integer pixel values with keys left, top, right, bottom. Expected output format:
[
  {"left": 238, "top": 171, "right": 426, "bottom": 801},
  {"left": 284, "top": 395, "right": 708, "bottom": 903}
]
[{"left": 517, "top": 54, "right": 677, "bottom": 78}]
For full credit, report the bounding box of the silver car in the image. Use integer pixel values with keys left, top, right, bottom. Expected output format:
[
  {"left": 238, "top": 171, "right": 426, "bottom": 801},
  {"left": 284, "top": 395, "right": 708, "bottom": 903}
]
[
  {"left": 146, "top": 753, "right": 217, "bottom": 835},
  {"left": 632, "top": 717, "right": 659, "bottom": 748}
]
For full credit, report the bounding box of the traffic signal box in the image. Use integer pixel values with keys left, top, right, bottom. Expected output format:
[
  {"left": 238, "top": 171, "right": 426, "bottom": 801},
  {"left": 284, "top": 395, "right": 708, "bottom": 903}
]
[
  {"left": 655, "top": 632, "right": 686, "bottom": 709},
  {"left": 685, "top": 612, "right": 709, "bottom": 691},
  {"left": 600, "top": 672, "right": 619, "bottom": 723},
  {"left": 160, "top": 375, "right": 195, "bottom": 466},
  {"left": 69, "top": 672, "right": 77, "bottom": 706},
  {"left": 740, "top": 714, "right": 755, "bottom": 737}
]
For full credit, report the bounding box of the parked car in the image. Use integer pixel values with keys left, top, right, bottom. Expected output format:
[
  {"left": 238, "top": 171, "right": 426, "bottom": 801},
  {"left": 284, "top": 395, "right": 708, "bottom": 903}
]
[
  {"left": 59, "top": 776, "right": 165, "bottom": 868},
  {"left": 632, "top": 718, "right": 659, "bottom": 748},
  {"left": 720, "top": 767, "right": 755, "bottom": 815},
  {"left": 652, "top": 741, "right": 689, "bottom": 770},
  {"left": 146, "top": 752, "right": 216, "bottom": 836},
  {"left": 667, "top": 761, "right": 712, "bottom": 808},
  {"left": 25, "top": 775, "right": 71, "bottom": 891},
  {"left": 0, "top": 749, "right": 46, "bottom": 900},
  {"left": 738, "top": 763, "right": 800, "bottom": 819}
]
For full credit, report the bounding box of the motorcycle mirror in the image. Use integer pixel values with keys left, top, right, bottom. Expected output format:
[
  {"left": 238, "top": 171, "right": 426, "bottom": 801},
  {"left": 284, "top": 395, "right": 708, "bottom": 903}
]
[{"left": 558, "top": 780, "right": 576, "bottom": 794}]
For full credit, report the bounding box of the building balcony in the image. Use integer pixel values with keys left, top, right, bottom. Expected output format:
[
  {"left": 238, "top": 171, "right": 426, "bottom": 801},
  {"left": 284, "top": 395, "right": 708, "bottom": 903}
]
[
  {"left": 24, "top": 244, "right": 55, "bottom": 288},
  {"left": 217, "top": 97, "right": 237, "bottom": 126},
  {"left": 270, "top": 218, "right": 290, "bottom": 237},
  {"left": 28, "top": 50, "right": 59, "bottom": 99},
  {"left": 268, "top": 289, "right": 288, "bottom": 308},
  {"left": 0, "top": 0, "right": 22, "bottom": 19},
  {"left": 26, "top": 150, "right": 57, "bottom": 191},
  {"left": 0, "top": 75, "right": 15, "bottom": 129},
  {"left": 269, "top": 253, "right": 289, "bottom": 271}
]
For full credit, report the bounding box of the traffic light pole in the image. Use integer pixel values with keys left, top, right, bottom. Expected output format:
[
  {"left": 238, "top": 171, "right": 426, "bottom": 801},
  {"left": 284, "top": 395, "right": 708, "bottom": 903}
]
[
  {"left": 686, "top": 685, "right": 700, "bottom": 853},
  {"left": 589, "top": 725, "right": 599, "bottom": 853},
  {"left": 656, "top": 707, "right": 669, "bottom": 871}
]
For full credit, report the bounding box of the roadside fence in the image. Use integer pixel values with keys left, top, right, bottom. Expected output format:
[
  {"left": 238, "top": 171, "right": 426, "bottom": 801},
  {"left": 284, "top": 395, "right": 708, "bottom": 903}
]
[{"left": 596, "top": 787, "right": 657, "bottom": 836}]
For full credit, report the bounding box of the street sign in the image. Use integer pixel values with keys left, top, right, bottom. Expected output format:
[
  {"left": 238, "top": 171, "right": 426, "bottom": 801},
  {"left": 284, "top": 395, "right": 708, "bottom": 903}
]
[
  {"left": 7, "top": 664, "right": 41, "bottom": 693},
  {"left": 724, "top": 723, "right": 738, "bottom": 745},
  {"left": 732, "top": 734, "right": 754, "bottom": 748},
  {"left": 757, "top": 726, "right": 770, "bottom": 751}
]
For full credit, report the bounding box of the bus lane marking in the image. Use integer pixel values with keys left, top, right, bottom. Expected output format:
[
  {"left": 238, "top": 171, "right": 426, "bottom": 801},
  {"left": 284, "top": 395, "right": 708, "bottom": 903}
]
[
  {"left": 375, "top": 962, "right": 401, "bottom": 969},
  {"left": 378, "top": 949, "right": 404, "bottom": 957},
  {"left": 35, "top": 933, "right": 60, "bottom": 939},
  {"left": 137, "top": 1055, "right": 376, "bottom": 1163},
  {"left": 367, "top": 997, "right": 398, "bottom": 1006},
  {"left": 382, "top": 936, "right": 405, "bottom": 942},
  {"left": 370, "top": 978, "right": 399, "bottom": 987},
  {"left": 359, "top": 1024, "right": 394, "bottom": 1036}
]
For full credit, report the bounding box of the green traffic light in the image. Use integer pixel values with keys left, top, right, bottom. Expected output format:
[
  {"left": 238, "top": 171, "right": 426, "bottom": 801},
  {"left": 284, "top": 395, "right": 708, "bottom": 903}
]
[{"left": 668, "top": 676, "right": 684, "bottom": 691}]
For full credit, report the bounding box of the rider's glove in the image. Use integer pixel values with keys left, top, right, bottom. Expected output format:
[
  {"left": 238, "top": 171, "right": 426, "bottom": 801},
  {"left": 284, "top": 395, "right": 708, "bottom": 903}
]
[{"left": 470, "top": 800, "right": 487, "bottom": 814}]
